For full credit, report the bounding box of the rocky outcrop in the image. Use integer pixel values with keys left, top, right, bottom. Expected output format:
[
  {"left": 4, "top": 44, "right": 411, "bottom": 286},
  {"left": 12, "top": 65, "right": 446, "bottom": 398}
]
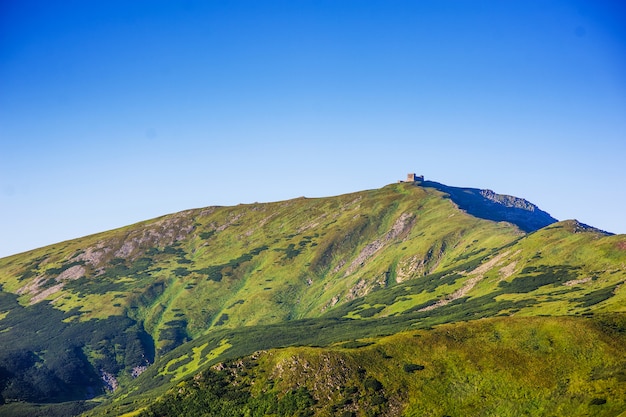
[
  {"left": 419, "top": 251, "right": 511, "bottom": 311},
  {"left": 344, "top": 213, "right": 415, "bottom": 276},
  {"left": 422, "top": 181, "right": 557, "bottom": 232}
]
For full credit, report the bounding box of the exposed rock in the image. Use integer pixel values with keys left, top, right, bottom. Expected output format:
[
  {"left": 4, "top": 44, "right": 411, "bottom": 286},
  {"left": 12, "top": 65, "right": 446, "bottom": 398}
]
[
  {"left": 113, "top": 213, "right": 197, "bottom": 259},
  {"left": 563, "top": 277, "right": 592, "bottom": 286},
  {"left": 198, "top": 206, "right": 218, "bottom": 217},
  {"left": 114, "top": 240, "right": 136, "bottom": 258},
  {"left": 345, "top": 213, "right": 415, "bottom": 276},
  {"left": 216, "top": 213, "right": 243, "bottom": 232},
  {"left": 55, "top": 264, "right": 86, "bottom": 281},
  {"left": 74, "top": 242, "right": 111, "bottom": 267},
  {"left": 479, "top": 189, "right": 537, "bottom": 211},
  {"left": 321, "top": 295, "right": 340, "bottom": 312},
  {"left": 331, "top": 259, "right": 346, "bottom": 273},
  {"left": 297, "top": 213, "right": 327, "bottom": 233},
  {"left": 498, "top": 260, "right": 518, "bottom": 280},
  {"left": 100, "top": 370, "right": 119, "bottom": 392},
  {"left": 420, "top": 251, "right": 511, "bottom": 311},
  {"left": 16, "top": 275, "right": 47, "bottom": 295},
  {"left": 396, "top": 255, "right": 426, "bottom": 283},
  {"left": 562, "top": 220, "right": 613, "bottom": 236},
  {"left": 131, "top": 365, "right": 148, "bottom": 378},
  {"left": 29, "top": 283, "right": 64, "bottom": 304},
  {"left": 17, "top": 263, "right": 84, "bottom": 304},
  {"left": 346, "top": 279, "right": 369, "bottom": 301},
  {"left": 71, "top": 212, "right": 199, "bottom": 269},
  {"left": 272, "top": 352, "right": 354, "bottom": 400},
  {"left": 471, "top": 251, "right": 510, "bottom": 276}
]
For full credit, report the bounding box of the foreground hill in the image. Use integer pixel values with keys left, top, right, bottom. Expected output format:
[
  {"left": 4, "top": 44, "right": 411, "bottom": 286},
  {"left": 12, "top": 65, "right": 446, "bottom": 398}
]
[
  {"left": 0, "top": 180, "right": 624, "bottom": 416},
  {"left": 136, "top": 315, "right": 626, "bottom": 417}
]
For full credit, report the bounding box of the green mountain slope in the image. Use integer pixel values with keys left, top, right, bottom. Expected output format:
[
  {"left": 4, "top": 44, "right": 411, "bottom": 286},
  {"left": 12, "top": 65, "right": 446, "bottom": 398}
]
[
  {"left": 134, "top": 315, "right": 626, "bottom": 417},
  {"left": 0, "top": 180, "right": 624, "bottom": 416}
]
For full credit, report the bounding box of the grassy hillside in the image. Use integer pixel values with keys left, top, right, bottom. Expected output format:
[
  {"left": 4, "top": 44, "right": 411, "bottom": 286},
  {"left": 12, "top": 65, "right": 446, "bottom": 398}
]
[
  {"left": 0, "top": 183, "right": 522, "bottom": 330},
  {"left": 127, "top": 315, "right": 626, "bottom": 417},
  {"left": 0, "top": 181, "right": 624, "bottom": 416}
]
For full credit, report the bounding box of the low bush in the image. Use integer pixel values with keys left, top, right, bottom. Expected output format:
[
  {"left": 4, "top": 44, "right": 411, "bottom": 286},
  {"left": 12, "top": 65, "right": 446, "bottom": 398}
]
[{"left": 403, "top": 363, "right": 425, "bottom": 372}]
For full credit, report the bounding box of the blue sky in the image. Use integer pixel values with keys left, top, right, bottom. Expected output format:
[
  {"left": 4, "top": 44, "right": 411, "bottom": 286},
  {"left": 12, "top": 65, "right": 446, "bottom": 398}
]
[{"left": 1, "top": 0, "right": 625, "bottom": 257}]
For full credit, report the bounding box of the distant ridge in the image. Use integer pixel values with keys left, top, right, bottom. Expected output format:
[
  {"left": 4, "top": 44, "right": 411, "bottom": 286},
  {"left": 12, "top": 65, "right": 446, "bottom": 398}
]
[
  {"left": 548, "top": 219, "right": 613, "bottom": 236},
  {"left": 422, "top": 180, "right": 558, "bottom": 232}
]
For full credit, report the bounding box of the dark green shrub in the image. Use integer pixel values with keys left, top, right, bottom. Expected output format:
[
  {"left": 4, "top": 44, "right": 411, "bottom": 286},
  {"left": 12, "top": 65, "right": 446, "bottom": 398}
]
[
  {"left": 575, "top": 285, "right": 618, "bottom": 308},
  {"left": 358, "top": 306, "right": 385, "bottom": 318},
  {"left": 173, "top": 267, "right": 190, "bottom": 277},
  {"left": 364, "top": 377, "right": 383, "bottom": 391},
  {"left": 498, "top": 266, "right": 578, "bottom": 293},
  {"left": 403, "top": 363, "right": 425, "bottom": 372},
  {"left": 199, "top": 230, "right": 215, "bottom": 240},
  {"left": 284, "top": 244, "right": 301, "bottom": 260},
  {"left": 371, "top": 393, "right": 387, "bottom": 405},
  {"left": 340, "top": 340, "right": 373, "bottom": 349},
  {"left": 343, "top": 386, "right": 358, "bottom": 395}
]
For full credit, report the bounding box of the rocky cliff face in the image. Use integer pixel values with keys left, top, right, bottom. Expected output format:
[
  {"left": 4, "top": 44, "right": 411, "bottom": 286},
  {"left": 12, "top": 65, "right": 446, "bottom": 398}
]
[
  {"left": 478, "top": 189, "right": 537, "bottom": 210},
  {"left": 422, "top": 181, "right": 557, "bottom": 232}
]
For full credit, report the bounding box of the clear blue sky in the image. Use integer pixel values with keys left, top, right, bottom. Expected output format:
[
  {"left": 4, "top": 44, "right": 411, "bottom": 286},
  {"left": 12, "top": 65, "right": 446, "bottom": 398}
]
[{"left": 1, "top": 0, "right": 625, "bottom": 257}]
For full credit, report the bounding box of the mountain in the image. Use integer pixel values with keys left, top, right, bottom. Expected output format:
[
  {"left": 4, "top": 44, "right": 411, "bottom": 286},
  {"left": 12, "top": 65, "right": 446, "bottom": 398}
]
[{"left": 0, "top": 179, "right": 624, "bottom": 417}]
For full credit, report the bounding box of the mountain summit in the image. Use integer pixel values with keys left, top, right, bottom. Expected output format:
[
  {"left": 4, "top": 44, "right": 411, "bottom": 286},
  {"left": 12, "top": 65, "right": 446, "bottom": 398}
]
[
  {"left": 400, "top": 173, "right": 557, "bottom": 231},
  {"left": 0, "top": 179, "right": 624, "bottom": 417}
]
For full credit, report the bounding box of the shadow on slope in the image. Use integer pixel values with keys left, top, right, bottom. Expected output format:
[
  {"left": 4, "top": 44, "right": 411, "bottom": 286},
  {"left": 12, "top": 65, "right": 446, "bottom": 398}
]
[{"left": 422, "top": 180, "right": 558, "bottom": 232}]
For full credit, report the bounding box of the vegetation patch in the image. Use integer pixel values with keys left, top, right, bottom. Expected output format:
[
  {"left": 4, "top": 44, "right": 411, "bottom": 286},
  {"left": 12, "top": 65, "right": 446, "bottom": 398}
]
[
  {"left": 498, "top": 265, "right": 580, "bottom": 293},
  {"left": 574, "top": 284, "right": 619, "bottom": 308},
  {"left": 403, "top": 363, "right": 425, "bottom": 372},
  {"left": 338, "top": 340, "right": 374, "bottom": 349},
  {"left": 214, "top": 314, "right": 229, "bottom": 326}
]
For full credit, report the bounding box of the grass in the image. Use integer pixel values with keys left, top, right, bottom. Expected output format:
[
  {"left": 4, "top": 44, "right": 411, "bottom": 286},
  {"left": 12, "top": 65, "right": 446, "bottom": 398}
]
[
  {"left": 159, "top": 339, "right": 232, "bottom": 382},
  {"left": 122, "top": 315, "right": 626, "bottom": 417}
]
